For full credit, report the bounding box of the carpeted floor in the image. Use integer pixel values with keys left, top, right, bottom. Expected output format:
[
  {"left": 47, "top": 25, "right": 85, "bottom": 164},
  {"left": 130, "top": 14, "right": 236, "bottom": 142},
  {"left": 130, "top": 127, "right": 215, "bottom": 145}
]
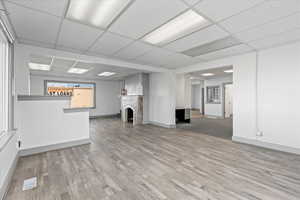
[{"left": 177, "top": 117, "right": 233, "bottom": 140}]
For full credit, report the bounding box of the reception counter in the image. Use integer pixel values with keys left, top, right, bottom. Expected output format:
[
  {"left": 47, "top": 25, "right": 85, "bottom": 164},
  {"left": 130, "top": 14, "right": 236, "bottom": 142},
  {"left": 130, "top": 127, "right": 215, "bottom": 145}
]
[{"left": 17, "top": 95, "right": 90, "bottom": 156}]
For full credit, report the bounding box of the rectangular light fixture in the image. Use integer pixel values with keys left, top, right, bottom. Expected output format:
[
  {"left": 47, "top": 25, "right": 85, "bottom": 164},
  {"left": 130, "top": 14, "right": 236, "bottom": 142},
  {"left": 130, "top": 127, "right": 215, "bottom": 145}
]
[
  {"left": 143, "top": 10, "right": 209, "bottom": 46},
  {"left": 68, "top": 68, "right": 89, "bottom": 74},
  {"left": 67, "top": 0, "right": 132, "bottom": 29},
  {"left": 224, "top": 69, "right": 233, "bottom": 73},
  {"left": 201, "top": 73, "right": 214, "bottom": 77},
  {"left": 29, "top": 63, "right": 51, "bottom": 71},
  {"left": 98, "top": 72, "right": 116, "bottom": 77}
]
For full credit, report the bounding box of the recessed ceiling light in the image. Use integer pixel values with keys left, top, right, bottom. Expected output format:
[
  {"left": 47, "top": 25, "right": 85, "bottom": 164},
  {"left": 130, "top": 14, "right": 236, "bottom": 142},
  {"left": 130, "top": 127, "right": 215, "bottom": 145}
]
[
  {"left": 201, "top": 73, "right": 214, "bottom": 77},
  {"left": 98, "top": 72, "right": 116, "bottom": 77},
  {"left": 143, "top": 10, "right": 209, "bottom": 45},
  {"left": 224, "top": 69, "right": 233, "bottom": 73},
  {"left": 68, "top": 68, "right": 89, "bottom": 74},
  {"left": 66, "top": 0, "right": 132, "bottom": 29},
  {"left": 29, "top": 63, "right": 51, "bottom": 71}
]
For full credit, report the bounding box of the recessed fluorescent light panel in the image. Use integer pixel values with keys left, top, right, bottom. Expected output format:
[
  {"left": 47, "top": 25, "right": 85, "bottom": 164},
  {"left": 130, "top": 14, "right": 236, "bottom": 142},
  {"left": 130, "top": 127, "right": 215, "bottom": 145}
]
[
  {"left": 224, "top": 69, "right": 233, "bottom": 73},
  {"left": 98, "top": 72, "right": 116, "bottom": 77},
  {"left": 201, "top": 73, "right": 214, "bottom": 77},
  {"left": 143, "top": 10, "right": 209, "bottom": 45},
  {"left": 29, "top": 63, "right": 51, "bottom": 71},
  {"left": 68, "top": 68, "right": 89, "bottom": 74},
  {"left": 67, "top": 0, "right": 132, "bottom": 29},
  {"left": 182, "top": 36, "right": 242, "bottom": 57}
]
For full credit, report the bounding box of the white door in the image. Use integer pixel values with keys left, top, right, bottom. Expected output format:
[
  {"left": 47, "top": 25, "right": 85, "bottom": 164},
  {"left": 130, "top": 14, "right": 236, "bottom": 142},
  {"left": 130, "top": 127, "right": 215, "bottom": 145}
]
[{"left": 225, "top": 84, "right": 233, "bottom": 118}]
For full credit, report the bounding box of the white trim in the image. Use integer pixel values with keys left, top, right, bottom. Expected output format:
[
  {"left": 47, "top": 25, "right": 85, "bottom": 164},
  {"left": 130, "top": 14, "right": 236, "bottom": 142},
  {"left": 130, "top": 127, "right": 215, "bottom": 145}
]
[
  {"left": 232, "top": 136, "right": 300, "bottom": 155},
  {"left": 148, "top": 121, "right": 176, "bottom": 129},
  {"left": 0, "top": 151, "right": 19, "bottom": 200},
  {"left": 19, "top": 139, "right": 91, "bottom": 157}
]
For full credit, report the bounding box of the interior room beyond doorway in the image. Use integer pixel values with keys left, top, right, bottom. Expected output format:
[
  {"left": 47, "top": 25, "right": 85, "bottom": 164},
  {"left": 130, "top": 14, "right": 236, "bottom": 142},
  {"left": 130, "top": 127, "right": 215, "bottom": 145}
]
[{"left": 176, "top": 66, "right": 233, "bottom": 140}]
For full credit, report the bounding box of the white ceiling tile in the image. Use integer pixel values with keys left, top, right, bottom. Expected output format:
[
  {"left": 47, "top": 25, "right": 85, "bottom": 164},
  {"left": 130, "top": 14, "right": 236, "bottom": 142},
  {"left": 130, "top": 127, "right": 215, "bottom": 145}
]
[
  {"left": 134, "top": 48, "right": 192, "bottom": 68},
  {"left": 19, "top": 38, "right": 56, "bottom": 49},
  {"left": 220, "top": 0, "right": 300, "bottom": 33},
  {"left": 5, "top": 0, "right": 68, "bottom": 17},
  {"left": 234, "top": 13, "right": 300, "bottom": 42},
  {"left": 113, "top": 41, "right": 155, "bottom": 60},
  {"left": 165, "top": 25, "right": 229, "bottom": 52},
  {"left": 57, "top": 20, "right": 103, "bottom": 51},
  {"left": 89, "top": 32, "right": 133, "bottom": 56},
  {"left": 55, "top": 45, "right": 86, "bottom": 54},
  {"left": 248, "top": 28, "right": 300, "bottom": 50},
  {"left": 5, "top": 2, "right": 61, "bottom": 44},
  {"left": 183, "top": 0, "right": 202, "bottom": 6},
  {"left": 52, "top": 58, "right": 75, "bottom": 68},
  {"left": 109, "top": 0, "right": 188, "bottom": 39},
  {"left": 30, "top": 54, "right": 52, "bottom": 64},
  {"left": 197, "top": 44, "right": 253, "bottom": 61},
  {"left": 195, "top": 0, "right": 264, "bottom": 22}
]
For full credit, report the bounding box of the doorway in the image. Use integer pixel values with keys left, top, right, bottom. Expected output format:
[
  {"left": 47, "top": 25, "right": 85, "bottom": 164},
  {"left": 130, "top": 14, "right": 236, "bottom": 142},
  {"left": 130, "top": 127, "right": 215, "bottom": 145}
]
[{"left": 178, "top": 66, "right": 233, "bottom": 140}]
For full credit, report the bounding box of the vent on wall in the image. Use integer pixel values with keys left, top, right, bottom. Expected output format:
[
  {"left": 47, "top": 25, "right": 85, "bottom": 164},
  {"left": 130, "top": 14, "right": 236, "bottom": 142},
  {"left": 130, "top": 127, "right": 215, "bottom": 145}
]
[{"left": 182, "top": 36, "right": 242, "bottom": 57}]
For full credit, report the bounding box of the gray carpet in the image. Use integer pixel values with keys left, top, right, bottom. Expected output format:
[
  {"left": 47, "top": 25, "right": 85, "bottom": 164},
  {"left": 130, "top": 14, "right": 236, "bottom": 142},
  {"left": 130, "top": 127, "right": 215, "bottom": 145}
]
[{"left": 177, "top": 117, "right": 233, "bottom": 140}]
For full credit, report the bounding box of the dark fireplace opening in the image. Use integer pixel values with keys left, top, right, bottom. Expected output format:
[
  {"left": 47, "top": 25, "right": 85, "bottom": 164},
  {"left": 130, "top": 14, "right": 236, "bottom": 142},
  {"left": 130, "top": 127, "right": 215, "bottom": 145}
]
[{"left": 127, "top": 108, "right": 133, "bottom": 123}]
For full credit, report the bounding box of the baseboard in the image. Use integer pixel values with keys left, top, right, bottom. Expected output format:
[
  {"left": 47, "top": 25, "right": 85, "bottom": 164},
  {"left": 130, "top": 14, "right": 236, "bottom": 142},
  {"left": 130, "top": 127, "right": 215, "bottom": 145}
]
[
  {"left": 148, "top": 121, "right": 176, "bottom": 129},
  {"left": 19, "top": 138, "right": 91, "bottom": 157},
  {"left": 232, "top": 136, "right": 300, "bottom": 155},
  {"left": 89, "top": 113, "right": 120, "bottom": 119},
  {"left": 204, "top": 115, "right": 224, "bottom": 119},
  {"left": 0, "top": 152, "right": 19, "bottom": 200}
]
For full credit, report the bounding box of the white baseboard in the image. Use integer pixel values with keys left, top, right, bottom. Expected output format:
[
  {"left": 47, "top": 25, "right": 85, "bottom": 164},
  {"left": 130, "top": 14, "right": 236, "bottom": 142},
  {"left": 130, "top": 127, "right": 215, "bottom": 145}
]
[
  {"left": 19, "top": 138, "right": 91, "bottom": 157},
  {"left": 204, "top": 115, "right": 223, "bottom": 119},
  {"left": 89, "top": 113, "right": 120, "bottom": 119},
  {"left": 148, "top": 121, "right": 176, "bottom": 128},
  {"left": 0, "top": 152, "right": 19, "bottom": 200},
  {"left": 232, "top": 136, "right": 300, "bottom": 155}
]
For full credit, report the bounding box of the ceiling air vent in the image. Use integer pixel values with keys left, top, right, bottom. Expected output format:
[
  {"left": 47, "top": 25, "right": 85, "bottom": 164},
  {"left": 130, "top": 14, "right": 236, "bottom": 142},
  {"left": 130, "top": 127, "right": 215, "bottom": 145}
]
[{"left": 182, "top": 36, "right": 242, "bottom": 57}]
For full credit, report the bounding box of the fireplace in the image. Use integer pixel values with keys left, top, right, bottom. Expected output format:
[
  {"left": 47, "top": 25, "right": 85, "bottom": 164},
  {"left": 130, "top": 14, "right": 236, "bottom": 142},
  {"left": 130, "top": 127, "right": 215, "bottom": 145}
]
[
  {"left": 121, "top": 95, "right": 143, "bottom": 125},
  {"left": 126, "top": 107, "right": 134, "bottom": 123}
]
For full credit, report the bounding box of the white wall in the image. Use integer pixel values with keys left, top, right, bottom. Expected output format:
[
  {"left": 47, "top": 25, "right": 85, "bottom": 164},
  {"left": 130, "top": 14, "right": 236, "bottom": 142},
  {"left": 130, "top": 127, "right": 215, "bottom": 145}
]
[
  {"left": 176, "top": 74, "right": 192, "bottom": 108},
  {"left": 124, "top": 73, "right": 143, "bottom": 95},
  {"left": 149, "top": 72, "right": 176, "bottom": 126},
  {"left": 176, "top": 74, "right": 185, "bottom": 108},
  {"left": 191, "top": 84, "right": 201, "bottom": 109},
  {"left": 0, "top": 132, "right": 18, "bottom": 200},
  {"left": 204, "top": 76, "right": 233, "bottom": 117},
  {"left": 17, "top": 99, "right": 89, "bottom": 150},
  {"left": 257, "top": 42, "right": 300, "bottom": 149},
  {"left": 30, "top": 75, "right": 121, "bottom": 117}
]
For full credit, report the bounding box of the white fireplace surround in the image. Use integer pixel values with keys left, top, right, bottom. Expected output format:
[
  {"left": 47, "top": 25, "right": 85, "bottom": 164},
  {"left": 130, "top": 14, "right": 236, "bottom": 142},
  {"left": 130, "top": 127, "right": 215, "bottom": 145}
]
[{"left": 121, "top": 95, "right": 143, "bottom": 125}]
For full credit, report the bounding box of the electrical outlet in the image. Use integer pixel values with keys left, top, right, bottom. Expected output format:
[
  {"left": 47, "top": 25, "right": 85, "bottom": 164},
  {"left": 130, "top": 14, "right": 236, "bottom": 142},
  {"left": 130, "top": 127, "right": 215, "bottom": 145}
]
[{"left": 256, "top": 131, "right": 263, "bottom": 137}]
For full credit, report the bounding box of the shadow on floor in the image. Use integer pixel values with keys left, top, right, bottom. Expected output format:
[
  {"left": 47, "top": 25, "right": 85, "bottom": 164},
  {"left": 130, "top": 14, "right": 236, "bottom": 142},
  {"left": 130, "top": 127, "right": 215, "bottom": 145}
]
[{"left": 177, "top": 117, "right": 233, "bottom": 140}]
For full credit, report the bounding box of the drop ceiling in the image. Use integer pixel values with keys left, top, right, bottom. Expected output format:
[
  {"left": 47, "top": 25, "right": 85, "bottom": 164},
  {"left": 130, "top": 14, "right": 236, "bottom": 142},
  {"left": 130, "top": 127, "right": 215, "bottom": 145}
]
[
  {"left": 29, "top": 54, "right": 145, "bottom": 80},
  {"left": 189, "top": 66, "right": 233, "bottom": 80},
  {"left": 2, "top": 0, "right": 300, "bottom": 69}
]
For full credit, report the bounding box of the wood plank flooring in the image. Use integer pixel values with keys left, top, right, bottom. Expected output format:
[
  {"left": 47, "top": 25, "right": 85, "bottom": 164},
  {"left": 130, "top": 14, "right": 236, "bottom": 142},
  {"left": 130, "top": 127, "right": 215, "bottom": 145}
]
[{"left": 5, "top": 117, "right": 300, "bottom": 200}]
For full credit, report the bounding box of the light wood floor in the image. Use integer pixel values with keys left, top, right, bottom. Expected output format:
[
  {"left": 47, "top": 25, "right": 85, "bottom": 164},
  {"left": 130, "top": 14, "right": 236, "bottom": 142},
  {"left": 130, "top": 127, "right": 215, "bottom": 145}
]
[{"left": 5, "top": 117, "right": 300, "bottom": 200}]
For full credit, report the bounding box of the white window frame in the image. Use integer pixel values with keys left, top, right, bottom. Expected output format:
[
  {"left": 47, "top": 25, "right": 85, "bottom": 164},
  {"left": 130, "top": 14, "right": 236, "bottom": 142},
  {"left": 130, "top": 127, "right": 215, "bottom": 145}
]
[
  {"left": 0, "top": 29, "right": 9, "bottom": 143},
  {"left": 206, "top": 86, "right": 221, "bottom": 104}
]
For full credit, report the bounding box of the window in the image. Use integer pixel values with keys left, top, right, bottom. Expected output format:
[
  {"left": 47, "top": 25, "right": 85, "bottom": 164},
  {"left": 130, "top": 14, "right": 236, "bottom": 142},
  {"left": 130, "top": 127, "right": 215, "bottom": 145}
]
[
  {"left": 0, "top": 29, "right": 9, "bottom": 138},
  {"left": 45, "top": 81, "right": 96, "bottom": 108},
  {"left": 207, "top": 86, "right": 221, "bottom": 104}
]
